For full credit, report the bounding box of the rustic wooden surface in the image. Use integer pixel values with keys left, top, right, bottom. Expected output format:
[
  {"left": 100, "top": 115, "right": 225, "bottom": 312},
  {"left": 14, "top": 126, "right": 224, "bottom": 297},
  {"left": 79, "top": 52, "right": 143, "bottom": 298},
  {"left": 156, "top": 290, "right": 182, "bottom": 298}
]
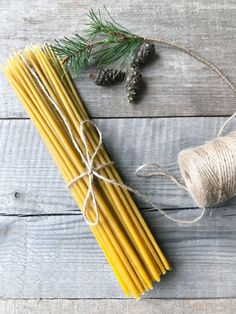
[
  {"left": 1, "top": 0, "right": 236, "bottom": 312},
  {"left": 0, "top": 299, "right": 235, "bottom": 314}
]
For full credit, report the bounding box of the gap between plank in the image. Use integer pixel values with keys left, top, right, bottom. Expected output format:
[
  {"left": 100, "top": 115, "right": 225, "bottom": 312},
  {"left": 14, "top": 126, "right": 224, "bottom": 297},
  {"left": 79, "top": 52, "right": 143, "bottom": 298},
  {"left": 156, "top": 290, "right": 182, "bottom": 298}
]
[
  {"left": 0, "top": 207, "right": 206, "bottom": 217},
  {"left": 0, "top": 115, "right": 235, "bottom": 121},
  {"left": 0, "top": 296, "right": 233, "bottom": 300}
]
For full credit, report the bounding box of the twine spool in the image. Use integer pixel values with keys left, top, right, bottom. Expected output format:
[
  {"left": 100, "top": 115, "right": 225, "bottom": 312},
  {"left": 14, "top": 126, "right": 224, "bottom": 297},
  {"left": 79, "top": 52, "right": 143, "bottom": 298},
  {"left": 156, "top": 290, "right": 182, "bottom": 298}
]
[{"left": 178, "top": 131, "right": 236, "bottom": 208}]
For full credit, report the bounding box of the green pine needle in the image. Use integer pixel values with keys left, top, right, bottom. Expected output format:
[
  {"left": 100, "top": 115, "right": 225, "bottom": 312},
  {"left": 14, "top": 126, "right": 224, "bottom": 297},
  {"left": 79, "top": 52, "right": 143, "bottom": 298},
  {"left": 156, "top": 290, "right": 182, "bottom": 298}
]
[
  {"left": 52, "top": 33, "right": 93, "bottom": 74},
  {"left": 87, "top": 8, "right": 133, "bottom": 40},
  {"left": 94, "top": 39, "right": 143, "bottom": 72}
]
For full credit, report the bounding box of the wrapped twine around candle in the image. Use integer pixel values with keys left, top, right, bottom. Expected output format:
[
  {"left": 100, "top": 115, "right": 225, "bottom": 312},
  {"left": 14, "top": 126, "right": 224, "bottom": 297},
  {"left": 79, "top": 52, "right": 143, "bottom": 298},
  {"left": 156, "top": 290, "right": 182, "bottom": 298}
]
[{"left": 17, "top": 50, "right": 209, "bottom": 225}]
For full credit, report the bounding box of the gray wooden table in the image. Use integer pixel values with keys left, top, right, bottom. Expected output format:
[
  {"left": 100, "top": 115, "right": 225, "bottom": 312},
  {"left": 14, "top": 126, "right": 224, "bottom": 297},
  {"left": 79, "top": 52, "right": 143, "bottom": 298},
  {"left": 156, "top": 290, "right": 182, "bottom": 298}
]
[{"left": 0, "top": 0, "right": 236, "bottom": 313}]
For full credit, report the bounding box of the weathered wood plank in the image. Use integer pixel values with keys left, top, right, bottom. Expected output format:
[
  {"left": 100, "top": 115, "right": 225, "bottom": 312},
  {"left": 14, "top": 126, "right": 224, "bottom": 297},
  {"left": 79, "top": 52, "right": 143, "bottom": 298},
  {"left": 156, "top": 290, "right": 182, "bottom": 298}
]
[
  {"left": 0, "top": 207, "right": 235, "bottom": 299},
  {"left": 1, "top": 117, "right": 236, "bottom": 215},
  {"left": 0, "top": 299, "right": 235, "bottom": 314},
  {"left": 1, "top": 0, "right": 236, "bottom": 118}
]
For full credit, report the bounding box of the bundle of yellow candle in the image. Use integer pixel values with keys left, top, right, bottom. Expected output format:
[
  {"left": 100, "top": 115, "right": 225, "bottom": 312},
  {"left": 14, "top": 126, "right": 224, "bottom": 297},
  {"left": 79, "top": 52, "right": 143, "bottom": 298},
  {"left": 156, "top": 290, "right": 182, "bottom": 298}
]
[{"left": 3, "top": 45, "right": 170, "bottom": 299}]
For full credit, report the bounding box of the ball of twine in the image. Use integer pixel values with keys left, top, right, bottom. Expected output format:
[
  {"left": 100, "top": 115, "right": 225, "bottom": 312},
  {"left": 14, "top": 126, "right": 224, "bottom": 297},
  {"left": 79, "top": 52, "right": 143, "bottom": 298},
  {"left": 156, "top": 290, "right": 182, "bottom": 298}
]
[{"left": 178, "top": 131, "right": 236, "bottom": 208}]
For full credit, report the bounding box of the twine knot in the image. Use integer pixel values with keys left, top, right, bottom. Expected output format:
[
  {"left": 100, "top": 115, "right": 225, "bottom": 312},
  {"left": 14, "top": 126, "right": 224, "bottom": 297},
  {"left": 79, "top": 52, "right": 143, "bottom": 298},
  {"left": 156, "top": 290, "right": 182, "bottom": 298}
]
[{"left": 66, "top": 120, "right": 114, "bottom": 226}]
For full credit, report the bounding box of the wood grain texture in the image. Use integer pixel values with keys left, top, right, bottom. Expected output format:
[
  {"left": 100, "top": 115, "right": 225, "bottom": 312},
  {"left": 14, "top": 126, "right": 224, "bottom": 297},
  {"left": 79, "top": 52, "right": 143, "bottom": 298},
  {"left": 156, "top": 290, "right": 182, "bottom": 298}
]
[
  {"left": 1, "top": 0, "right": 236, "bottom": 118},
  {"left": 1, "top": 117, "right": 236, "bottom": 215},
  {"left": 0, "top": 207, "right": 236, "bottom": 299},
  {"left": 0, "top": 118, "right": 236, "bottom": 298},
  {"left": 0, "top": 299, "right": 235, "bottom": 314}
]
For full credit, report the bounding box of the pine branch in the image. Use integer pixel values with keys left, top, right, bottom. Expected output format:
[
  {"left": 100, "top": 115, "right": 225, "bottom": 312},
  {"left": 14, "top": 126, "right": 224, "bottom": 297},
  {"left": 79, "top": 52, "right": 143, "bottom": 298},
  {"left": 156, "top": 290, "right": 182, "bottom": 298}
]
[{"left": 51, "top": 8, "right": 144, "bottom": 76}]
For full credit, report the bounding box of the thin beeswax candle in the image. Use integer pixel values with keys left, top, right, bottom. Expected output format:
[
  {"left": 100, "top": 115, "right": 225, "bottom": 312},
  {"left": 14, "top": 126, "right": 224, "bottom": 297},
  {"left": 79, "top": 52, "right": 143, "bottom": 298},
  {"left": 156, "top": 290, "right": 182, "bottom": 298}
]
[{"left": 3, "top": 45, "right": 170, "bottom": 299}]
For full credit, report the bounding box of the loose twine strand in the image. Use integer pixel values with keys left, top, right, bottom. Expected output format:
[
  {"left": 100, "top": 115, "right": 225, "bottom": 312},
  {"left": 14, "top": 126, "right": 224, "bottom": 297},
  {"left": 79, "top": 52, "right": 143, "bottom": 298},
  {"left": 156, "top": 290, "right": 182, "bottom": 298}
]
[
  {"left": 22, "top": 38, "right": 236, "bottom": 225},
  {"left": 146, "top": 37, "right": 236, "bottom": 96}
]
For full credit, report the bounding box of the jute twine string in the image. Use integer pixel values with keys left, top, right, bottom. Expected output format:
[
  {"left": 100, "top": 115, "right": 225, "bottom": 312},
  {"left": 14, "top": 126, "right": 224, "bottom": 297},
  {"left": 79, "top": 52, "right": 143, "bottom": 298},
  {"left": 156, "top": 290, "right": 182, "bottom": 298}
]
[{"left": 22, "top": 39, "right": 236, "bottom": 225}]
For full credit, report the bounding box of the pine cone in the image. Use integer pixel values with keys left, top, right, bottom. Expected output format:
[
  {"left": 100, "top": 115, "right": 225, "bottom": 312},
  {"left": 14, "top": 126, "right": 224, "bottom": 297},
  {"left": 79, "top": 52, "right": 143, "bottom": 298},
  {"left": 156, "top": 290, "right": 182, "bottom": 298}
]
[
  {"left": 133, "top": 42, "right": 155, "bottom": 66},
  {"left": 125, "top": 67, "right": 142, "bottom": 103},
  {"left": 91, "top": 69, "right": 125, "bottom": 86}
]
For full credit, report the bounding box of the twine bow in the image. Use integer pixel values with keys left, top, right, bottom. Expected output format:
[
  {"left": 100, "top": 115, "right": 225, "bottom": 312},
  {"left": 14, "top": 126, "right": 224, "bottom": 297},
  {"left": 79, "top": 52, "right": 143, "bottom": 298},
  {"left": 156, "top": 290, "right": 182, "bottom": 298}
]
[{"left": 66, "top": 120, "right": 114, "bottom": 226}]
